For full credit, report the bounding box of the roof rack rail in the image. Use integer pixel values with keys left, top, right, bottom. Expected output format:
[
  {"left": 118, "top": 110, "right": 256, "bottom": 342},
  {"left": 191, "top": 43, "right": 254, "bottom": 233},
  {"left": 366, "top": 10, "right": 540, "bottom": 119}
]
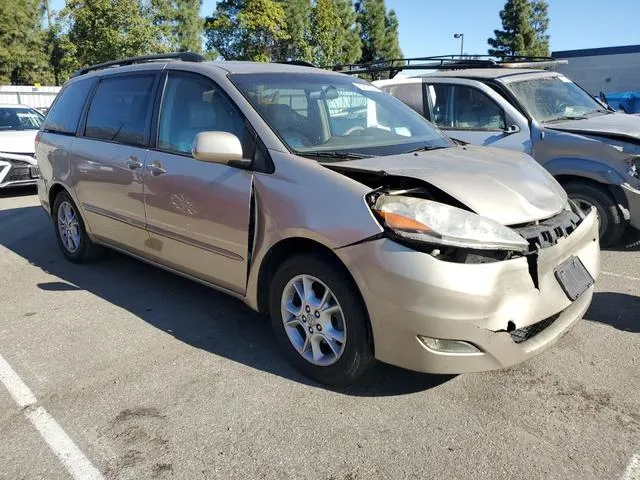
[
  {"left": 332, "top": 55, "right": 567, "bottom": 78},
  {"left": 273, "top": 60, "right": 318, "bottom": 68},
  {"left": 72, "top": 52, "right": 206, "bottom": 78}
]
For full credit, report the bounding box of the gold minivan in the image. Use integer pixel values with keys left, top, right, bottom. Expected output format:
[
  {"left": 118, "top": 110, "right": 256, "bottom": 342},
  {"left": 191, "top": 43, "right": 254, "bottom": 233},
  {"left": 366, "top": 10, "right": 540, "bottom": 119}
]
[{"left": 36, "top": 53, "right": 599, "bottom": 385}]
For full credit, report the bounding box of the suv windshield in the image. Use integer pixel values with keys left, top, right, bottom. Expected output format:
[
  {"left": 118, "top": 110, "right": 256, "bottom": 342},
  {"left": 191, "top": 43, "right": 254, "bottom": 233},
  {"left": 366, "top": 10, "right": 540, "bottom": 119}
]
[
  {"left": 0, "top": 107, "right": 44, "bottom": 131},
  {"left": 230, "top": 73, "right": 452, "bottom": 158},
  {"left": 508, "top": 75, "right": 605, "bottom": 123}
]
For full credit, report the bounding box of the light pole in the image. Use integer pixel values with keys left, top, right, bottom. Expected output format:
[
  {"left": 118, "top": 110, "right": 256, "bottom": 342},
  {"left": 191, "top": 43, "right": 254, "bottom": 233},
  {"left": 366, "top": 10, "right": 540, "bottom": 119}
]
[{"left": 454, "top": 33, "right": 464, "bottom": 57}]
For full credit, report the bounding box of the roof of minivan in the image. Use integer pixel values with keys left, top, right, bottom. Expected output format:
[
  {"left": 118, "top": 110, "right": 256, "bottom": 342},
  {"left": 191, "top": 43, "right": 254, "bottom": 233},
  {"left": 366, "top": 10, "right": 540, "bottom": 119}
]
[
  {"left": 416, "top": 68, "right": 553, "bottom": 79},
  {"left": 208, "top": 61, "right": 343, "bottom": 75}
]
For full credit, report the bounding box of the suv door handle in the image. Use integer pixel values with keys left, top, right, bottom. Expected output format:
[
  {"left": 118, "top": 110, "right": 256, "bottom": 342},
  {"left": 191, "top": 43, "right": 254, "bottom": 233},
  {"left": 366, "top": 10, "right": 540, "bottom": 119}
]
[
  {"left": 146, "top": 162, "right": 166, "bottom": 176},
  {"left": 126, "top": 157, "right": 143, "bottom": 170}
]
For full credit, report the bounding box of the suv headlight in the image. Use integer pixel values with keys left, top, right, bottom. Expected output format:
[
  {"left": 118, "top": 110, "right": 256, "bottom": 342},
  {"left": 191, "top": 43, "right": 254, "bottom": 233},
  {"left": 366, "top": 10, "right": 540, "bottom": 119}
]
[{"left": 373, "top": 196, "right": 529, "bottom": 252}]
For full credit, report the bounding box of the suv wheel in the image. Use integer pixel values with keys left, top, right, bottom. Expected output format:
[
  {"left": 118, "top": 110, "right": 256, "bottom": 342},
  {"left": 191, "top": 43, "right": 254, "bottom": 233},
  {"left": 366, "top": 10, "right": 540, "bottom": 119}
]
[
  {"left": 269, "top": 254, "right": 375, "bottom": 386},
  {"left": 564, "top": 181, "right": 627, "bottom": 247},
  {"left": 53, "top": 191, "right": 103, "bottom": 263}
]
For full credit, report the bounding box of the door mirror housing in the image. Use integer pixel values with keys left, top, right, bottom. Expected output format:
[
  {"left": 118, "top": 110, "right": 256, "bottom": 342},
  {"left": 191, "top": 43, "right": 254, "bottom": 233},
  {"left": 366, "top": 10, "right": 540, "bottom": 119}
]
[
  {"left": 192, "top": 131, "right": 246, "bottom": 166},
  {"left": 504, "top": 124, "right": 521, "bottom": 134}
]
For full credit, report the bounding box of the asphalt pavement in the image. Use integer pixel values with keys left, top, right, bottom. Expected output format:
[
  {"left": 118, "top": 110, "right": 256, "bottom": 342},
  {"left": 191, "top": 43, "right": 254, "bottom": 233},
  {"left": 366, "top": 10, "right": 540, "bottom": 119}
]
[{"left": 0, "top": 187, "right": 638, "bottom": 480}]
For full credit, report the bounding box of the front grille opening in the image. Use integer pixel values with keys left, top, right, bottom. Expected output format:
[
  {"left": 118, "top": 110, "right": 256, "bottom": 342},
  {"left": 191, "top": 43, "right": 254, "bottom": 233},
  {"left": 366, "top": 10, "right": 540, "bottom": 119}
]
[
  {"left": 514, "top": 210, "right": 582, "bottom": 251},
  {"left": 509, "top": 312, "right": 561, "bottom": 344}
]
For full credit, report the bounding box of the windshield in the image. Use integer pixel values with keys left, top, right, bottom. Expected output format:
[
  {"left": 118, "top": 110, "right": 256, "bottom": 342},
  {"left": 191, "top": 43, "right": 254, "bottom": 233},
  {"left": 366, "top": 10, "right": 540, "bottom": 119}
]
[
  {"left": 0, "top": 107, "right": 44, "bottom": 131},
  {"left": 230, "top": 73, "right": 452, "bottom": 158},
  {"left": 508, "top": 75, "right": 605, "bottom": 123}
]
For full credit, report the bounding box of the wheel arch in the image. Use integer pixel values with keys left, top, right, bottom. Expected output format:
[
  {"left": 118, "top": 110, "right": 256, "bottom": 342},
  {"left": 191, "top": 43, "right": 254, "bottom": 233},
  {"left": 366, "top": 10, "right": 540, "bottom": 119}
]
[{"left": 554, "top": 173, "right": 630, "bottom": 218}]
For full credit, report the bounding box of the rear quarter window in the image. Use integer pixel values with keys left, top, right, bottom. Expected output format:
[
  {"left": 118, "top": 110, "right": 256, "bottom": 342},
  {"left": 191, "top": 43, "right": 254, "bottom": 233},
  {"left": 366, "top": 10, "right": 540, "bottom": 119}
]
[
  {"left": 383, "top": 83, "right": 425, "bottom": 117},
  {"left": 42, "top": 79, "right": 94, "bottom": 134}
]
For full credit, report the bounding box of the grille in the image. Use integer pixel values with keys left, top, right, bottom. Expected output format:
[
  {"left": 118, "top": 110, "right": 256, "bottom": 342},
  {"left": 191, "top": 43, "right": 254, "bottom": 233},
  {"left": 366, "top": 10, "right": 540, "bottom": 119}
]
[
  {"left": 6, "top": 166, "right": 32, "bottom": 181},
  {"left": 509, "top": 312, "right": 561, "bottom": 344},
  {"left": 515, "top": 210, "right": 582, "bottom": 250}
]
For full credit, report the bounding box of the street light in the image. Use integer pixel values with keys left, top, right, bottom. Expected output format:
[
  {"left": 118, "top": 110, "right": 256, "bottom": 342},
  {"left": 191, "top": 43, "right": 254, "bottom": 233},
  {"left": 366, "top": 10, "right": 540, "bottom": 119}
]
[{"left": 454, "top": 33, "right": 464, "bottom": 57}]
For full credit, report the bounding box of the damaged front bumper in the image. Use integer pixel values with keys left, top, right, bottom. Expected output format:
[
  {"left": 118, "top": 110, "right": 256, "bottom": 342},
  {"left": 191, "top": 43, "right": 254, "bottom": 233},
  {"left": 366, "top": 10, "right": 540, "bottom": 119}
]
[
  {"left": 337, "top": 209, "right": 600, "bottom": 374},
  {"left": 622, "top": 183, "right": 640, "bottom": 230}
]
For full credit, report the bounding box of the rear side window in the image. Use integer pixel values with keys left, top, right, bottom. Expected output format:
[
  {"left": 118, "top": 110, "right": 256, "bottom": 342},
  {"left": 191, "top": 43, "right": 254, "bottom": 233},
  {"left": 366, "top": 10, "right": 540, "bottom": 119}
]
[
  {"left": 84, "top": 75, "right": 155, "bottom": 147},
  {"left": 42, "top": 79, "right": 93, "bottom": 134},
  {"left": 384, "top": 83, "right": 425, "bottom": 117}
]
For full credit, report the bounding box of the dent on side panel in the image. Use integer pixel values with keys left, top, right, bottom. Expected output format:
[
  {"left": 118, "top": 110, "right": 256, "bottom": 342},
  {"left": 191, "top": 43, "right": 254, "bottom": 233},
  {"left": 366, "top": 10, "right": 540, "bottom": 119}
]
[
  {"left": 243, "top": 152, "right": 384, "bottom": 309},
  {"left": 37, "top": 133, "right": 76, "bottom": 213}
]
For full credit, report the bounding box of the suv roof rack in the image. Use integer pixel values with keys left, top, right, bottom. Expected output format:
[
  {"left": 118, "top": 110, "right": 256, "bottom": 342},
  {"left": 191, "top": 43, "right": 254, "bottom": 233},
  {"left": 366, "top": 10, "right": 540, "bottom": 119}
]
[
  {"left": 273, "top": 60, "right": 318, "bottom": 68},
  {"left": 72, "top": 52, "right": 206, "bottom": 78},
  {"left": 333, "top": 55, "right": 567, "bottom": 78}
]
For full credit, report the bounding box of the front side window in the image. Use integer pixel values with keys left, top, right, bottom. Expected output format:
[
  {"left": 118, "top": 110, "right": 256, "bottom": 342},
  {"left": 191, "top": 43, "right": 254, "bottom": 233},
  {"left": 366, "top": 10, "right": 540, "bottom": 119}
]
[
  {"left": 84, "top": 75, "right": 155, "bottom": 146},
  {"left": 230, "top": 73, "right": 451, "bottom": 158},
  {"left": 0, "top": 107, "right": 44, "bottom": 131},
  {"left": 42, "top": 79, "right": 94, "bottom": 134},
  {"left": 383, "top": 83, "right": 425, "bottom": 116},
  {"left": 428, "top": 84, "right": 505, "bottom": 131},
  {"left": 507, "top": 75, "right": 604, "bottom": 122},
  {"left": 158, "top": 74, "right": 248, "bottom": 155}
]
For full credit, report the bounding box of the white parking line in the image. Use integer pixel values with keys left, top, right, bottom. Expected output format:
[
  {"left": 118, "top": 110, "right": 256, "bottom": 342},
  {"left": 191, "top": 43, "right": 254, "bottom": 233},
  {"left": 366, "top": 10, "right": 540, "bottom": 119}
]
[
  {"left": 0, "top": 353, "right": 104, "bottom": 480},
  {"left": 602, "top": 271, "right": 640, "bottom": 282},
  {"left": 623, "top": 454, "right": 640, "bottom": 480}
]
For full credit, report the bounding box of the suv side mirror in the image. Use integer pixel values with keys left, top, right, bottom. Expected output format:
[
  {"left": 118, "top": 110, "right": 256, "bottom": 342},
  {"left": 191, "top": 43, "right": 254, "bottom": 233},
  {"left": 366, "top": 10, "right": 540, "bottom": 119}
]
[
  {"left": 192, "top": 131, "right": 245, "bottom": 166},
  {"left": 504, "top": 124, "right": 520, "bottom": 134}
]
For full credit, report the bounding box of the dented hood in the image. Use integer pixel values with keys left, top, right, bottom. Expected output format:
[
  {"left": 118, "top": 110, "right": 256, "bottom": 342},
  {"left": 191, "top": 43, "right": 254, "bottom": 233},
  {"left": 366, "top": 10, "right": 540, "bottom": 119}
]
[
  {"left": 336, "top": 145, "right": 567, "bottom": 226},
  {"left": 545, "top": 112, "right": 640, "bottom": 143}
]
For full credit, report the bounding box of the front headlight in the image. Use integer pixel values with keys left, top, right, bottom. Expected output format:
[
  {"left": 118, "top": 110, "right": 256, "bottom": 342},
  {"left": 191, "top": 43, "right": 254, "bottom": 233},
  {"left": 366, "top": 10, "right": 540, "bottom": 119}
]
[
  {"left": 373, "top": 195, "right": 529, "bottom": 252},
  {"left": 626, "top": 155, "right": 640, "bottom": 179}
]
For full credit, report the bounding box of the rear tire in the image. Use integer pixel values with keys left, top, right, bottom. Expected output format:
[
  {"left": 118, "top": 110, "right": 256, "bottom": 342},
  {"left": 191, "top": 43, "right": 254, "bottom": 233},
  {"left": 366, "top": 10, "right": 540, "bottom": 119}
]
[
  {"left": 52, "top": 191, "right": 104, "bottom": 263},
  {"left": 269, "top": 254, "right": 375, "bottom": 386},
  {"left": 564, "top": 181, "right": 626, "bottom": 247}
]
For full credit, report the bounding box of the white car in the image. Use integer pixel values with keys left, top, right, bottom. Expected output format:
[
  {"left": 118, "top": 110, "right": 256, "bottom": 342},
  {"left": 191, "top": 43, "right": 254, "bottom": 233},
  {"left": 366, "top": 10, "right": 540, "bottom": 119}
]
[{"left": 0, "top": 104, "right": 44, "bottom": 189}]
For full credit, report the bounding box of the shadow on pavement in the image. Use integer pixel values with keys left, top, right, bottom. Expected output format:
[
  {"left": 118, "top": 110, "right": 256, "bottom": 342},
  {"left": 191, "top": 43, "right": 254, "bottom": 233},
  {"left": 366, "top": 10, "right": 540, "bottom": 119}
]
[
  {"left": 586, "top": 292, "right": 640, "bottom": 333},
  {"left": 0, "top": 205, "right": 453, "bottom": 396},
  {"left": 0, "top": 186, "right": 37, "bottom": 198},
  {"left": 604, "top": 227, "right": 640, "bottom": 252}
]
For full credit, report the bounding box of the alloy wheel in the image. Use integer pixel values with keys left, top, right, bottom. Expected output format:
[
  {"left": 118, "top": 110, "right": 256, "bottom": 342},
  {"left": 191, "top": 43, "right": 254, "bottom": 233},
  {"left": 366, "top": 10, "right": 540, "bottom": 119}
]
[{"left": 57, "top": 200, "right": 81, "bottom": 253}]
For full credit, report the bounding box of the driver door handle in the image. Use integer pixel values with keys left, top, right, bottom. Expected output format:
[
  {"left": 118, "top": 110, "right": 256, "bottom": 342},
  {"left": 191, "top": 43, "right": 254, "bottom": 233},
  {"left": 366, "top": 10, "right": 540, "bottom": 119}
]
[
  {"left": 126, "top": 157, "right": 143, "bottom": 170},
  {"left": 146, "top": 162, "right": 166, "bottom": 176}
]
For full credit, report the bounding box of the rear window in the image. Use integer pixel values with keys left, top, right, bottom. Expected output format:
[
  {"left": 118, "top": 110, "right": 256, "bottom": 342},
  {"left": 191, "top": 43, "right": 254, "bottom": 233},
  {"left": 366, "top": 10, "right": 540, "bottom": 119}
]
[
  {"left": 42, "top": 79, "right": 93, "bottom": 134},
  {"left": 84, "top": 75, "right": 155, "bottom": 147}
]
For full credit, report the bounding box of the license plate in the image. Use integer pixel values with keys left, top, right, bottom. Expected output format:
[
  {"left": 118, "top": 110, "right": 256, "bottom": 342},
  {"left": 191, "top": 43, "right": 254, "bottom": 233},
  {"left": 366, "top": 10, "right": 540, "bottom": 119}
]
[
  {"left": 30, "top": 166, "right": 40, "bottom": 178},
  {"left": 554, "top": 256, "right": 594, "bottom": 301}
]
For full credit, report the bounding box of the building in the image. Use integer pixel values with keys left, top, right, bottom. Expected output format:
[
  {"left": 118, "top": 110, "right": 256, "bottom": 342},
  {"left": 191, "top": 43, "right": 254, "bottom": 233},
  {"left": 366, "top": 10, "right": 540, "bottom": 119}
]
[{"left": 0, "top": 85, "right": 61, "bottom": 109}]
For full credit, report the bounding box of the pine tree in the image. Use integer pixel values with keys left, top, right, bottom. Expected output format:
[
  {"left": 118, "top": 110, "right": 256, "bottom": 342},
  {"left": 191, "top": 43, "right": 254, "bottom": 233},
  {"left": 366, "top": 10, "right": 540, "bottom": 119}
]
[
  {"left": 332, "top": 0, "right": 361, "bottom": 65},
  {"left": 382, "top": 9, "right": 401, "bottom": 60},
  {"left": 488, "top": 0, "right": 550, "bottom": 57},
  {"left": 276, "top": 0, "right": 313, "bottom": 62},
  {"left": 152, "top": 0, "right": 204, "bottom": 52},
  {"left": 310, "top": 0, "right": 341, "bottom": 66},
  {"left": 355, "top": 0, "right": 387, "bottom": 63},
  {"left": 205, "top": 0, "right": 288, "bottom": 62}
]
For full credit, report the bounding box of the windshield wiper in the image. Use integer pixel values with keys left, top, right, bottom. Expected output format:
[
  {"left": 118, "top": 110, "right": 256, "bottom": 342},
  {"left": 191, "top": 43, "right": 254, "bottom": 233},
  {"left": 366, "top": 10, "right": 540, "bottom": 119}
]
[
  {"left": 404, "top": 145, "right": 449, "bottom": 154},
  {"left": 543, "top": 115, "right": 589, "bottom": 123},
  {"left": 299, "top": 151, "right": 372, "bottom": 161}
]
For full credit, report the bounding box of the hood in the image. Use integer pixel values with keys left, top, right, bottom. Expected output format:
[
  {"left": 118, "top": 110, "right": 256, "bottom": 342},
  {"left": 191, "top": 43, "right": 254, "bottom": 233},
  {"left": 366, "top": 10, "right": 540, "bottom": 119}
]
[
  {"left": 546, "top": 112, "right": 640, "bottom": 143},
  {"left": 0, "top": 129, "right": 38, "bottom": 155},
  {"left": 335, "top": 146, "right": 567, "bottom": 226}
]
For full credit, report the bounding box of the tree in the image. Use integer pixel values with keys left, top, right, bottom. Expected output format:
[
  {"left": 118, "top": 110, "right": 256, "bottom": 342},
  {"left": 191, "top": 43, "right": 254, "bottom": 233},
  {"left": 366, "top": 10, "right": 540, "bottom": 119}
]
[
  {"left": 383, "top": 9, "right": 401, "bottom": 60},
  {"left": 332, "top": 0, "right": 361, "bottom": 65},
  {"left": 355, "top": 0, "right": 387, "bottom": 63},
  {"left": 275, "top": 0, "right": 312, "bottom": 62},
  {"left": 310, "top": 0, "right": 342, "bottom": 66},
  {"left": 152, "top": 0, "right": 203, "bottom": 52},
  {"left": 487, "top": 0, "right": 550, "bottom": 57},
  {"left": 0, "top": 0, "right": 53, "bottom": 84},
  {"left": 205, "top": 0, "right": 288, "bottom": 61},
  {"left": 60, "top": 0, "right": 164, "bottom": 72}
]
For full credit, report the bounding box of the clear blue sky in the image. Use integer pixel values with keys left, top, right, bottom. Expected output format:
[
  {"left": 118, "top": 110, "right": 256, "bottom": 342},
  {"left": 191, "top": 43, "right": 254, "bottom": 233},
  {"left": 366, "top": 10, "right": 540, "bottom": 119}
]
[{"left": 50, "top": 0, "right": 640, "bottom": 56}]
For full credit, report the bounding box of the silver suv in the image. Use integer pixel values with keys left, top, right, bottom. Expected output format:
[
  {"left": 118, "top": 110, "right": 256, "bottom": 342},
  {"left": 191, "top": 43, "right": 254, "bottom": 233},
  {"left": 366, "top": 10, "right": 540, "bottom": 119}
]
[
  {"left": 375, "top": 63, "right": 640, "bottom": 247},
  {"left": 37, "top": 53, "right": 599, "bottom": 385}
]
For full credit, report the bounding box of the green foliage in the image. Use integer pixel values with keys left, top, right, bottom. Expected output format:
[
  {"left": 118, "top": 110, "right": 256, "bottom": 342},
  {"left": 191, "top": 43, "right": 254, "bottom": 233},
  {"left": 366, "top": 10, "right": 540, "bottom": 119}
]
[
  {"left": 276, "top": 0, "right": 313, "bottom": 62},
  {"left": 383, "top": 9, "right": 401, "bottom": 60},
  {"left": 310, "top": 0, "right": 340, "bottom": 66},
  {"left": 488, "top": 0, "right": 550, "bottom": 57},
  {"left": 0, "top": 0, "right": 53, "bottom": 84},
  {"left": 355, "top": 0, "right": 386, "bottom": 63},
  {"left": 332, "top": 0, "right": 361, "bottom": 65},
  {"left": 152, "top": 0, "right": 203, "bottom": 52},
  {"left": 205, "top": 0, "right": 288, "bottom": 62}
]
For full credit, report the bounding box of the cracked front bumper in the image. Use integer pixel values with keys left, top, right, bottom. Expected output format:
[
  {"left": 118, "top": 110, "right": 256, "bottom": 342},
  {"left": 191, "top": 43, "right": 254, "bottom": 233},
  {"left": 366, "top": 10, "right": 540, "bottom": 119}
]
[
  {"left": 338, "top": 210, "right": 600, "bottom": 374},
  {"left": 622, "top": 183, "right": 640, "bottom": 230}
]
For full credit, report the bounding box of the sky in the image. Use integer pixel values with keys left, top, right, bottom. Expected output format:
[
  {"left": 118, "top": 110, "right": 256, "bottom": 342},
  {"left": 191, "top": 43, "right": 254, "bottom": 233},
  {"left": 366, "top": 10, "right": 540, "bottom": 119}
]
[{"left": 50, "top": 0, "right": 640, "bottom": 57}]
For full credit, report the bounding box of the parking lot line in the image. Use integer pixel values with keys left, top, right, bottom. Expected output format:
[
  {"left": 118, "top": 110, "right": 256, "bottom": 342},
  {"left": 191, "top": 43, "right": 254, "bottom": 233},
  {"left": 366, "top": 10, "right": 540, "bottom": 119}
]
[
  {"left": 602, "top": 271, "right": 640, "bottom": 282},
  {"left": 0, "top": 353, "right": 104, "bottom": 480},
  {"left": 623, "top": 454, "right": 640, "bottom": 480}
]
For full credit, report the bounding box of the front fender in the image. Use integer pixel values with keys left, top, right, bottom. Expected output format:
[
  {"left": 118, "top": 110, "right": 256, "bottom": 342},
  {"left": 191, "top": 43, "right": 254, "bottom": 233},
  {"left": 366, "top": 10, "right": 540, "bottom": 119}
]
[{"left": 544, "top": 157, "right": 626, "bottom": 185}]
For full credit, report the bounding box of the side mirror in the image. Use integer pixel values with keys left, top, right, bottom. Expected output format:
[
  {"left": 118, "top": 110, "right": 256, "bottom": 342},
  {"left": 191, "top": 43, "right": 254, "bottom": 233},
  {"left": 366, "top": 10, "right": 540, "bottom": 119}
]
[
  {"left": 192, "top": 131, "right": 245, "bottom": 166},
  {"left": 599, "top": 91, "right": 608, "bottom": 105},
  {"left": 504, "top": 124, "right": 521, "bottom": 134}
]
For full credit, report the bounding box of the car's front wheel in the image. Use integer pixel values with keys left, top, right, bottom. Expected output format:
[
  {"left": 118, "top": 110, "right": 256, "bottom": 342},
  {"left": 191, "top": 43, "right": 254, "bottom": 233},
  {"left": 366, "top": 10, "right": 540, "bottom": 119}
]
[
  {"left": 564, "top": 181, "right": 627, "bottom": 247},
  {"left": 269, "top": 254, "right": 375, "bottom": 386},
  {"left": 53, "top": 191, "right": 103, "bottom": 263}
]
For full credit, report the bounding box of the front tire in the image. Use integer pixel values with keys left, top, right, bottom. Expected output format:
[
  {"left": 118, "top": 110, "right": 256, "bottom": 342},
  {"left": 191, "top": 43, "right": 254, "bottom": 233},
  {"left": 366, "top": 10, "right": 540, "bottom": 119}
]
[
  {"left": 53, "top": 191, "right": 103, "bottom": 263},
  {"left": 269, "top": 254, "right": 375, "bottom": 386},
  {"left": 564, "top": 182, "right": 627, "bottom": 247}
]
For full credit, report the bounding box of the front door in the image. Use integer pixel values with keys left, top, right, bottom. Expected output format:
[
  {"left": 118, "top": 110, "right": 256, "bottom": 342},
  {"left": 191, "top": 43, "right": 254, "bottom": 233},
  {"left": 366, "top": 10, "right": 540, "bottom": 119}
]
[
  {"left": 426, "top": 81, "right": 532, "bottom": 154},
  {"left": 72, "top": 73, "right": 158, "bottom": 257},
  {"left": 144, "top": 71, "right": 253, "bottom": 294}
]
